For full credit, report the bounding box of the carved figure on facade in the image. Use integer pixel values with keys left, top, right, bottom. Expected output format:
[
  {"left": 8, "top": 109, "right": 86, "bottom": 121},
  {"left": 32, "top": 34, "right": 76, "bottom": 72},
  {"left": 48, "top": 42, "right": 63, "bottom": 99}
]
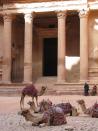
[
  {"left": 79, "top": 9, "right": 89, "bottom": 18},
  {"left": 57, "top": 11, "right": 67, "bottom": 19},
  {"left": 24, "top": 13, "right": 33, "bottom": 22},
  {"left": 3, "top": 13, "right": 12, "bottom": 22}
]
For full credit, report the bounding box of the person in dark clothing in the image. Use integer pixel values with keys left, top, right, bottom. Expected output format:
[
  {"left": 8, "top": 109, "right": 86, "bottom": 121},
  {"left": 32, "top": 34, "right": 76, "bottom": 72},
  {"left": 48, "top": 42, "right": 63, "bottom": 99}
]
[{"left": 84, "top": 82, "right": 89, "bottom": 96}]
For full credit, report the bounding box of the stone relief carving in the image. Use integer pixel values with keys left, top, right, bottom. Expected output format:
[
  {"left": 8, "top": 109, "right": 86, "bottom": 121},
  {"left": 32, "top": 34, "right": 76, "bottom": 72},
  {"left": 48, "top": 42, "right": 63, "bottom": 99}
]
[
  {"left": 24, "top": 13, "right": 33, "bottom": 21},
  {"left": 3, "top": 14, "right": 12, "bottom": 22},
  {"left": 79, "top": 9, "right": 89, "bottom": 18},
  {"left": 57, "top": 11, "right": 67, "bottom": 19}
]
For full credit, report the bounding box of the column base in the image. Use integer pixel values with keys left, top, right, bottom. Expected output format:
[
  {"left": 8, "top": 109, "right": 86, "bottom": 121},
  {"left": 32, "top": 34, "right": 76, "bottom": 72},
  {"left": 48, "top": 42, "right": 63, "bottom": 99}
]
[
  {"left": 57, "top": 79, "right": 66, "bottom": 84},
  {"left": 79, "top": 79, "right": 89, "bottom": 84},
  {"left": 88, "top": 79, "right": 98, "bottom": 84},
  {"left": 22, "top": 81, "right": 33, "bottom": 84},
  {"left": 1, "top": 80, "right": 11, "bottom": 84}
]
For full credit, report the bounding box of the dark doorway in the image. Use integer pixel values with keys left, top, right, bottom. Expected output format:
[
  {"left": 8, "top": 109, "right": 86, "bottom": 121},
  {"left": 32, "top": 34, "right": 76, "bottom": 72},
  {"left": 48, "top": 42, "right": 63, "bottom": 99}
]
[{"left": 43, "top": 38, "right": 57, "bottom": 76}]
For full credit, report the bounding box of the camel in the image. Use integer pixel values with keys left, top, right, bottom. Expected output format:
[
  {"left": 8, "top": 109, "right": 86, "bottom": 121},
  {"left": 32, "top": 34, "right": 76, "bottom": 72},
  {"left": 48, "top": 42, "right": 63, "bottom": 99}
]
[
  {"left": 28, "top": 99, "right": 78, "bottom": 116},
  {"left": 20, "top": 101, "right": 67, "bottom": 127},
  {"left": 39, "top": 99, "right": 78, "bottom": 116},
  {"left": 20, "top": 99, "right": 80, "bottom": 127},
  {"left": 77, "top": 99, "right": 90, "bottom": 115},
  {"left": 20, "top": 84, "right": 47, "bottom": 110},
  {"left": 20, "top": 109, "right": 44, "bottom": 126},
  {"left": 77, "top": 99, "right": 98, "bottom": 117}
]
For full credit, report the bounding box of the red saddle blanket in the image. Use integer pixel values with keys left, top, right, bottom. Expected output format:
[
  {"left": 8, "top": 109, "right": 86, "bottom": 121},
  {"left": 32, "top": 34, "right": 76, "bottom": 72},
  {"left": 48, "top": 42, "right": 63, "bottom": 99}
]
[{"left": 91, "top": 103, "right": 98, "bottom": 117}]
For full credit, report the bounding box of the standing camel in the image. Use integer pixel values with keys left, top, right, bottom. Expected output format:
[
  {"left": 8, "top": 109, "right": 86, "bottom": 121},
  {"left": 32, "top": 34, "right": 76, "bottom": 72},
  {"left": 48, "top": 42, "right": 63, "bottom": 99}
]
[{"left": 20, "top": 84, "right": 47, "bottom": 110}]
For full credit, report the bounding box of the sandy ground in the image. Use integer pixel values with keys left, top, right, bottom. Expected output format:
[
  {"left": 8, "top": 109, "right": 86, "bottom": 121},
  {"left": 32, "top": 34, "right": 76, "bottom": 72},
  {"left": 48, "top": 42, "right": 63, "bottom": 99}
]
[{"left": 0, "top": 95, "right": 98, "bottom": 131}]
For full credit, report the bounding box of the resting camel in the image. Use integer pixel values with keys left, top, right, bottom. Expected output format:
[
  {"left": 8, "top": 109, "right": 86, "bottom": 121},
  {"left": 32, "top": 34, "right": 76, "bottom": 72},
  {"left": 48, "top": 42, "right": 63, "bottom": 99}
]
[
  {"left": 20, "top": 109, "right": 44, "bottom": 126},
  {"left": 20, "top": 84, "right": 47, "bottom": 110},
  {"left": 77, "top": 99, "right": 91, "bottom": 115},
  {"left": 20, "top": 99, "right": 79, "bottom": 127},
  {"left": 20, "top": 101, "right": 67, "bottom": 127},
  {"left": 28, "top": 99, "right": 78, "bottom": 116},
  {"left": 77, "top": 99, "right": 98, "bottom": 117}
]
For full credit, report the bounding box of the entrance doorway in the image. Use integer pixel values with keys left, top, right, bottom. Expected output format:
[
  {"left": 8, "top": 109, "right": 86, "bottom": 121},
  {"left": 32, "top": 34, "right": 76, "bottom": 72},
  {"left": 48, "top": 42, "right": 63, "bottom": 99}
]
[{"left": 43, "top": 38, "right": 57, "bottom": 76}]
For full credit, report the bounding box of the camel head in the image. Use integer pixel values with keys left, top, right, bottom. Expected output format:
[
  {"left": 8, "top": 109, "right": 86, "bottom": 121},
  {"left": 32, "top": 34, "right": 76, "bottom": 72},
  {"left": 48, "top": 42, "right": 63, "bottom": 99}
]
[
  {"left": 77, "top": 99, "right": 88, "bottom": 114},
  {"left": 77, "top": 99, "right": 85, "bottom": 105},
  {"left": 27, "top": 101, "right": 39, "bottom": 113},
  {"left": 21, "top": 109, "right": 30, "bottom": 115},
  {"left": 41, "top": 86, "right": 47, "bottom": 93},
  {"left": 20, "top": 109, "right": 38, "bottom": 122},
  {"left": 27, "top": 101, "right": 35, "bottom": 106},
  {"left": 39, "top": 99, "right": 52, "bottom": 112},
  {"left": 20, "top": 109, "right": 31, "bottom": 120},
  {"left": 42, "top": 86, "right": 47, "bottom": 90},
  {"left": 38, "top": 86, "right": 47, "bottom": 96}
]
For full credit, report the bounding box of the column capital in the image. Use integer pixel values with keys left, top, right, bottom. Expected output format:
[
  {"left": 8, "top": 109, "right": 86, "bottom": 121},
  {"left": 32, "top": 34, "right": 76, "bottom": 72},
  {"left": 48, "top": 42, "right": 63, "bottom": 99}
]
[
  {"left": 79, "top": 9, "right": 89, "bottom": 18},
  {"left": 3, "top": 14, "right": 12, "bottom": 22},
  {"left": 57, "top": 11, "right": 67, "bottom": 19},
  {"left": 24, "top": 13, "right": 33, "bottom": 22}
]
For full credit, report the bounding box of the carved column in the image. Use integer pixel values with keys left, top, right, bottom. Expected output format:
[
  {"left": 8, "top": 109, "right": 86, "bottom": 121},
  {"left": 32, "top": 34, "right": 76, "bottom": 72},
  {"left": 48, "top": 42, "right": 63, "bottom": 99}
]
[
  {"left": 57, "top": 11, "right": 67, "bottom": 83},
  {"left": 2, "top": 14, "right": 12, "bottom": 83},
  {"left": 24, "top": 13, "right": 33, "bottom": 83},
  {"left": 79, "top": 9, "right": 89, "bottom": 82}
]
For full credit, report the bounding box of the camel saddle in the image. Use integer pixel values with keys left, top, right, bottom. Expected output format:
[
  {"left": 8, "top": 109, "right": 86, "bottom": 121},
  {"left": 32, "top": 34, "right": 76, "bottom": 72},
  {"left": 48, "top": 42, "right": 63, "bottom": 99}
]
[
  {"left": 91, "top": 103, "right": 98, "bottom": 118},
  {"left": 56, "top": 103, "right": 72, "bottom": 114}
]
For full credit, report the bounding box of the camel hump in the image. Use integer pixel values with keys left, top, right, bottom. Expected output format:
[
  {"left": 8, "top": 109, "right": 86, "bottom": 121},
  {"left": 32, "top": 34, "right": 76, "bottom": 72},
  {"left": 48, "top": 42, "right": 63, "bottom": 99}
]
[{"left": 22, "top": 84, "right": 38, "bottom": 96}]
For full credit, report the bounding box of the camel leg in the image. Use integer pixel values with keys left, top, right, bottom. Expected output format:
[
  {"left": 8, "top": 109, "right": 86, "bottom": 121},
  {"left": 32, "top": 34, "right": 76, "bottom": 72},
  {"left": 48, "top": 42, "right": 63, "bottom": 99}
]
[
  {"left": 35, "top": 96, "right": 38, "bottom": 107},
  {"left": 32, "top": 122, "right": 39, "bottom": 126},
  {"left": 31, "top": 98, "right": 38, "bottom": 113},
  {"left": 32, "top": 97, "right": 37, "bottom": 111},
  {"left": 39, "top": 123, "right": 48, "bottom": 127},
  {"left": 32, "top": 97, "right": 34, "bottom": 103},
  {"left": 46, "top": 117, "right": 50, "bottom": 126},
  {"left": 20, "top": 94, "right": 25, "bottom": 110},
  {"left": 70, "top": 110, "right": 72, "bottom": 116}
]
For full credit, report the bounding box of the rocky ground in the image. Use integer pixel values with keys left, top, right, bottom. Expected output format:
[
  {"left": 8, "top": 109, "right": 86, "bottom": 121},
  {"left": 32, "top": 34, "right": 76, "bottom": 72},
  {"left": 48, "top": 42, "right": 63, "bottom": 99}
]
[{"left": 0, "top": 95, "right": 98, "bottom": 131}]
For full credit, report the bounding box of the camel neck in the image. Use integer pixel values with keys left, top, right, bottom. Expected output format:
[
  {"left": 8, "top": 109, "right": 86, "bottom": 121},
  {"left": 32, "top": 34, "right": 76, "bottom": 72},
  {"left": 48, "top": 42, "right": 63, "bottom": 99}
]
[
  {"left": 80, "top": 103, "right": 87, "bottom": 113},
  {"left": 38, "top": 90, "right": 45, "bottom": 96}
]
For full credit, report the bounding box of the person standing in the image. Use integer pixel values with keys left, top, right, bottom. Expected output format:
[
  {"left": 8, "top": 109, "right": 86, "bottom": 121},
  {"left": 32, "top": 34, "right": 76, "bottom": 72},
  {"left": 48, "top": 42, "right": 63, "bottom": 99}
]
[
  {"left": 84, "top": 82, "right": 89, "bottom": 96},
  {"left": 91, "top": 84, "right": 97, "bottom": 96}
]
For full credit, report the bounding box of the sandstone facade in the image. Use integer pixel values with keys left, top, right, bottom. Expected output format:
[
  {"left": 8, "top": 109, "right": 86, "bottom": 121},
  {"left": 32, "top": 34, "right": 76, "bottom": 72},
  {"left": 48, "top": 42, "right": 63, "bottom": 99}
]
[{"left": 0, "top": 0, "right": 98, "bottom": 84}]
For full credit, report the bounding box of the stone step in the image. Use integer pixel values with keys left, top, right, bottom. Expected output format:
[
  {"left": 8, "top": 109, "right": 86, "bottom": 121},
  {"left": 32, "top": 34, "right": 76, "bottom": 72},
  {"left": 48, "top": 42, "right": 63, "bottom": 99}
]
[
  {"left": 0, "top": 84, "right": 84, "bottom": 96},
  {"left": 0, "top": 89, "right": 83, "bottom": 96},
  {"left": 0, "top": 79, "right": 95, "bottom": 96}
]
